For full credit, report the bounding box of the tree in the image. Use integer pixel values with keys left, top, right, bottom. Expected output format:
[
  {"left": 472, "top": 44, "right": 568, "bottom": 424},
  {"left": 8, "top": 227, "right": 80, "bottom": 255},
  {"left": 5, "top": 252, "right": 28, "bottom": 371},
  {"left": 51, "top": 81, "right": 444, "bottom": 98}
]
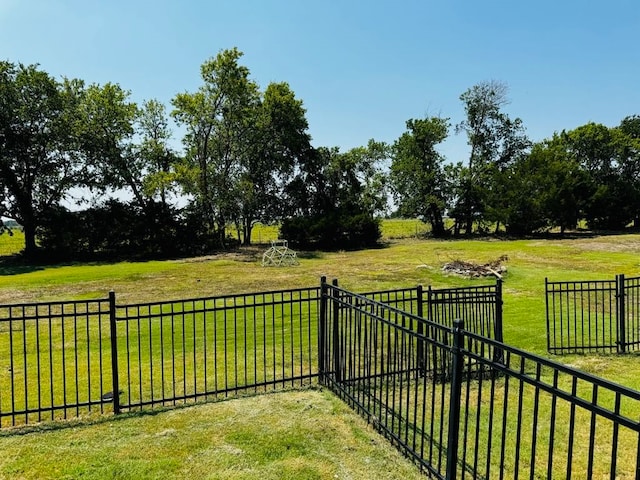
[
  {"left": 136, "top": 99, "right": 180, "bottom": 208},
  {"left": 236, "top": 81, "right": 311, "bottom": 245},
  {"left": 172, "top": 48, "right": 260, "bottom": 247},
  {"left": 560, "top": 123, "right": 639, "bottom": 230},
  {"left": 0, "top": 62, "right": 84, "bottom": 256},
  {"left": 619, "top": 115, "right": 640, "bottom": 139},
  {"left": 74, "top": 82, "right": 146, "bottom": 208},
  {"left": 281, "top": 142, "right": 386, "bottom": 249},
  {"left": 455, "top": 81, "right": 530, "bottom": 234},
  {"left": 389, "top": 116, "right": 450, "bottom": 236}
]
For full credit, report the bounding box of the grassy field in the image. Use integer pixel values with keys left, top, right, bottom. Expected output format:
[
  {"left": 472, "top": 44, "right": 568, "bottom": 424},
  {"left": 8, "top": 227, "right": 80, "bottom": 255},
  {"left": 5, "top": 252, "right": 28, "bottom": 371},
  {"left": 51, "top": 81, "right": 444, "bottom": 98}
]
[
  {"left": 3, "top": 227, "right": 640, "bottom": 477},
  {"left": 0, "top": 228, "right": 24, "bottom": 256},
  {"left": 2, "top": 233, "right": 640, "bottom": 380}
]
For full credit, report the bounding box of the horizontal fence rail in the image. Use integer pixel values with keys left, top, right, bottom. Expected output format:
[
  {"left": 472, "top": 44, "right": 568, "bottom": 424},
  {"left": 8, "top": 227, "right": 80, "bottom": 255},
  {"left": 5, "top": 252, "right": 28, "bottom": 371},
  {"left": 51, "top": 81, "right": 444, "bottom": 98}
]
[{"left": 546, "top": 275, "right": 640, "bottom": 354}]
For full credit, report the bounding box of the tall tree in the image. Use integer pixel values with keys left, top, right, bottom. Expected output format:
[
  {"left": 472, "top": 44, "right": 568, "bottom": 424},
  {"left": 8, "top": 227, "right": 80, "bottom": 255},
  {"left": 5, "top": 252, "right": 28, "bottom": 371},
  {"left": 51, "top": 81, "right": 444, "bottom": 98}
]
[
  {"left": 0, "top": 62, "right": 83, "bottom": 256},
  {"left": 455, "top": 81, "right": 529, "bottom": 234},
  {"left": 561, "top": 123, "right": 640, "bottom": 229},
  {"left": 74, "top": 82, "right": 144, "bottom": 207},
  {"left": 619, "top": 115, "right": 640, "bottom": 139},
  {"left": 136, "top": 99, "right": 179, "bottom": 208},
  {"left": 389, "top": 116, "right": 450, "bottom": 236},
  {"left": 172, "top": 48, "right": 260, "bottom": 247},
  {"left": 281, "top": 142, "right": 385, "bottom": 249},
  {"left": 237, "top": 81, "right": 311, "bottom": 245}
]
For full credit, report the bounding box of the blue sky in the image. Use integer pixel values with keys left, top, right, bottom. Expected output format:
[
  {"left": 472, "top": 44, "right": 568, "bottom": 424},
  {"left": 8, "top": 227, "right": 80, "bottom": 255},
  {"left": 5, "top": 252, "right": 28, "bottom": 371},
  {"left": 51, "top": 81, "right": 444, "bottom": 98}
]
[{"left": 1, "top": 0, "right": 639, "bottom": 162}]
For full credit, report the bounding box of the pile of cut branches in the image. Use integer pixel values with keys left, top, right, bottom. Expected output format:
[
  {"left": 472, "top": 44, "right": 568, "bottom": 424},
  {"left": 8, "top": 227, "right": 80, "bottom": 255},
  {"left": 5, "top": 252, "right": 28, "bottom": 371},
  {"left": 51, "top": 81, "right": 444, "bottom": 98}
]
[{"left": 442, "top": 255, "right": 508, "bottom": 279}]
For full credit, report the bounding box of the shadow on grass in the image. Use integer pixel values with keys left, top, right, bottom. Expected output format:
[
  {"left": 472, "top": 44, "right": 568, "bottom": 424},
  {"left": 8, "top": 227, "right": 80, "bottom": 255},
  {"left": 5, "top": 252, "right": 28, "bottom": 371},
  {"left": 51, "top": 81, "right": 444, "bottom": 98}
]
[
  {"left": 0, "top": 256, "right": 46, "bottom": 276},
  {"left": 0, "top": 387, "right": 316, "bottom": 438}
]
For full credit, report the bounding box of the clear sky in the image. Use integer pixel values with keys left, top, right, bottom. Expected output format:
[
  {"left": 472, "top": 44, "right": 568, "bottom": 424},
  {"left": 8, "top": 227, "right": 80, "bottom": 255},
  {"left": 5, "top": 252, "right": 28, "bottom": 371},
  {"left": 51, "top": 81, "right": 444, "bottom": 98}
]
[{"left": 1, "top": 0, "right": 639, "bottom": 162}]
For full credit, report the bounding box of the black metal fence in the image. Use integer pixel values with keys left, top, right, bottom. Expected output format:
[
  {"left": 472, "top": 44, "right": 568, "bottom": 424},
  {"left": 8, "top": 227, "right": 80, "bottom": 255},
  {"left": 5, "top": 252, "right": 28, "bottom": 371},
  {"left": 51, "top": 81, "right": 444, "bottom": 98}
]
[
  {"left": 323, "top": 283, "right": 640, "bottom": 479},
  {"left": 0, "top": 279, "right": 502, "bottom": 428},
  {"left": 0, "top": 287, "right": 321, "bottom": 427},
  {"left": 5, "top": 278, "right": 640, "bottom": 477},
  {"left": 0, "top": 298, "right": 113, "bottom": 426},
  {"left": 360, "top": 279, "right": 503, "bottom": 342},
  {"left": 546, "top": 274, "right": 640, "bottom": 354},
  {"left": 114, "top": 287, "right": 320, "bottom": 411}
]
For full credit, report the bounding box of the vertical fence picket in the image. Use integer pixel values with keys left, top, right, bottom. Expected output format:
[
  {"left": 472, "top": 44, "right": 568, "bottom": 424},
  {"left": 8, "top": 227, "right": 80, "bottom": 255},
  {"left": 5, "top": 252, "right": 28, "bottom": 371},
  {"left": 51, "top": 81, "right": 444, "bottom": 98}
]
[
  {"left": 108, "top": 291, "right": 120, "bottom": 415},
  {"left": 446, "top": 319, "right": 464, "bottom": 480}
]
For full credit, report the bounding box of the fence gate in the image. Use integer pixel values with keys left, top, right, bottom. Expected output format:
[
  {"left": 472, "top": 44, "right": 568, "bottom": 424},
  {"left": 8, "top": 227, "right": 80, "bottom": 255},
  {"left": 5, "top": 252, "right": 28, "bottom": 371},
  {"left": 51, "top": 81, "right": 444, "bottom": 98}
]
[{"left": 546, "top": 274, "right": 640, "bottom": 354}]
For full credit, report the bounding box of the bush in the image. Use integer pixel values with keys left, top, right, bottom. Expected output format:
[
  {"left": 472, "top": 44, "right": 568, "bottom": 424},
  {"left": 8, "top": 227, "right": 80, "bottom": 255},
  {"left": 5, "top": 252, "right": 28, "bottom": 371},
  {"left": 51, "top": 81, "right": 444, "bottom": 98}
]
[
  {"left": 37, "top": 201, "right": 202, "bottom": 261},
  {"left": 280, "top": 213, "right": 381, "bottom": 250}
]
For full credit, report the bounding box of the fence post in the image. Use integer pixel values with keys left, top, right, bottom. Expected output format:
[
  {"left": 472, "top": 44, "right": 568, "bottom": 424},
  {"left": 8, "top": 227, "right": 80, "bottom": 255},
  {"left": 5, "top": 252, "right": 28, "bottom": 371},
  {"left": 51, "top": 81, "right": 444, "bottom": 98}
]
[
  {"left": 108, "top": 291, "right": 120, "bottom": 415},
  {"left": 319, "top": 276, "right": 328, "bottom": 384},
  {"left": 445, "top": 319, "right": 465, "bottom": 480},
  {"left": 617, "top": 274, "right": 627, "bottom": 354},
  {"left": 493, "top": 279, "right": 505, "bottom": 364},
  {"left": 331, "top": 279, "right": 342, "bottom": 383},
  {"left": 545, "top": 277, "right": 551, "bottom": 352},
  {"left": 416, "top": 285, "right": 425, "bottom": 374}
]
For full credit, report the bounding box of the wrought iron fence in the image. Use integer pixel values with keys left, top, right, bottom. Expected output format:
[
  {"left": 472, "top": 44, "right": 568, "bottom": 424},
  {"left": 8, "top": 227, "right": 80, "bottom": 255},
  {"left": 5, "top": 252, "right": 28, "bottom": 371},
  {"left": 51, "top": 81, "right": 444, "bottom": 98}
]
[
  {"left": 4, "top": 278, "right": 640, "bottom": 478},
  {"left": 114, "top": 287, "right": 320, "bottom": 411},
  {"left": 0, "top": 279, "right": 502, "bottom": 428},
  {"left": 357, "top": 279, "right": 503, "bottom": 343},
  {"left": 0, "top": 297, "right": 112, "bottom": 427},
  {"left": 323, "top": 283, "right": 640, "bottom": 479},
  {"left": 546, "top": 274, "right": 640, "bottom": 354}
]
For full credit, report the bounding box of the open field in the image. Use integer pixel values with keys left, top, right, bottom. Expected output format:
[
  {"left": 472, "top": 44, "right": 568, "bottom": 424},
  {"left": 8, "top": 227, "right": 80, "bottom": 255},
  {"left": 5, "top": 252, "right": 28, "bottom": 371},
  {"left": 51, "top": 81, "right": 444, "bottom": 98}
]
[
  {"left": 3, "top": 234, "right": 640, "bottom": 383},
  {"left": 0, "top": 229, "right": 24, "bottom": 257},
  {"left": 3, "top": 233, "right": 640, "bottom": 477}
]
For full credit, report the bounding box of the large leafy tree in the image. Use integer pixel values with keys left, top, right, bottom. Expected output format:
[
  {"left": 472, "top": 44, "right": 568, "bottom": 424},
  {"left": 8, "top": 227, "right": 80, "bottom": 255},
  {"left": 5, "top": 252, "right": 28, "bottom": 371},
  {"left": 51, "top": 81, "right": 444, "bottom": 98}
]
[
  {"left": 455, "top": 81, "right": 530, "bottom": 234},
  {"left": 389, "top": 116, "right": 450, "bottom": 236},
  {"left": 236, "top": 81, "right": 311, "bottom": 245},
  {"left": 566, "top": 123, "right": 640, "bottom": 229},
  {"left": 172, "top": 48, "right": 261, "bottom": 247},
  {"left": 281, "top": 141, "right": 387, "bottom": 249},
  {"left": 136, "top": 99, "right": 180, "bottom": 208},
  {"left": 74, "top": 82, "right": 148, "bottom": 208},
  {"left": 172, "top": 49, "right": 314, "bottom": 247},
  {"left": 0, "top": 62, "right": 84, "bottom": 256}
]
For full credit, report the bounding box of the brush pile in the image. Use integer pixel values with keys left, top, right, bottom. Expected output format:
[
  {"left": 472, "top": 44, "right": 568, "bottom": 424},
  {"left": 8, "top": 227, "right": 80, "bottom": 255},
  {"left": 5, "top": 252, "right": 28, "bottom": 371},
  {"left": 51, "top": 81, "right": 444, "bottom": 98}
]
[{"left": 442, "top": 255, "right": 508, "bottom": 279}]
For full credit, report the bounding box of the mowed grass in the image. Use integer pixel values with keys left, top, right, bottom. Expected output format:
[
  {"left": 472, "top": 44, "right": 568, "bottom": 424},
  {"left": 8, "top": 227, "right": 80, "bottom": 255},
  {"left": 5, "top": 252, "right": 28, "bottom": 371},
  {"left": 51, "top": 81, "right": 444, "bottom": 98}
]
[
  {"left": 3, "top": 233, "right": 640, "bottom": 383},
  {"left": 0, "top": 388, "right": 426, "bottom": 480},
  {"left": 0, "top": 229, "right": 24, "bottom": 256},
  {"left": 3, "top": 229, "right": 640, "bottom": 477}
]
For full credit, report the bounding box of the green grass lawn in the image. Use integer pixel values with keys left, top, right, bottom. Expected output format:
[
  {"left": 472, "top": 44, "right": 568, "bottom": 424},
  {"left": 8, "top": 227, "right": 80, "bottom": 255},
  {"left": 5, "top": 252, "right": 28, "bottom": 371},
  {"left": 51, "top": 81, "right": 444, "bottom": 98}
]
[
  {"left": 3, "top": 231, "right": 640, "bottom": 477},
  {"left": 0, "top": 388, "right": 426, "bottom": 480},
  {"left": 2, "top": 234, "right": 640, "bottom": 382},
  {"left": 0, "top": 228, "right": 24, "bottom": 256}
]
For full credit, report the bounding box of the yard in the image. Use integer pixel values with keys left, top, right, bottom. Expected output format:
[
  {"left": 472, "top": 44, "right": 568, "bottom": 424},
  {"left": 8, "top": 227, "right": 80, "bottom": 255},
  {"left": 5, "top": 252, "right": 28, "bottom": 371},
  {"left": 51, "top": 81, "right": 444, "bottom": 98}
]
[{"left": 2, "top": 228, "right": 640, "bottom": 477}]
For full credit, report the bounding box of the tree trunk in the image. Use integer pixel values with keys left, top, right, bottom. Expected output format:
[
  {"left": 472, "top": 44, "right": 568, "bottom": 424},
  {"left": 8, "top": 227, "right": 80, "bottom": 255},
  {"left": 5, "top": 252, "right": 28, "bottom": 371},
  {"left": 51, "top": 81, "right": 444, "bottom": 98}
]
[
  {"left": 23, "top": 221, "right": 38, "bottom": 258},
  {"left": 242, "top": 220, "right": 253, "bottom": 246},
  {"left": 430, "top": 207, "right": 446, "bottom": 238}
]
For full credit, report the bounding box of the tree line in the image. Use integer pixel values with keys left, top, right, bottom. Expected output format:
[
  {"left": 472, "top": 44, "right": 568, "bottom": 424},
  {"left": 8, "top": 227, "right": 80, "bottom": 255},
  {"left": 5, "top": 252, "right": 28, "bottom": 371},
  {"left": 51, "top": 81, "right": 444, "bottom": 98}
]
[{"left": 1, "top": 50, "right": 639, "bottom": 261}]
